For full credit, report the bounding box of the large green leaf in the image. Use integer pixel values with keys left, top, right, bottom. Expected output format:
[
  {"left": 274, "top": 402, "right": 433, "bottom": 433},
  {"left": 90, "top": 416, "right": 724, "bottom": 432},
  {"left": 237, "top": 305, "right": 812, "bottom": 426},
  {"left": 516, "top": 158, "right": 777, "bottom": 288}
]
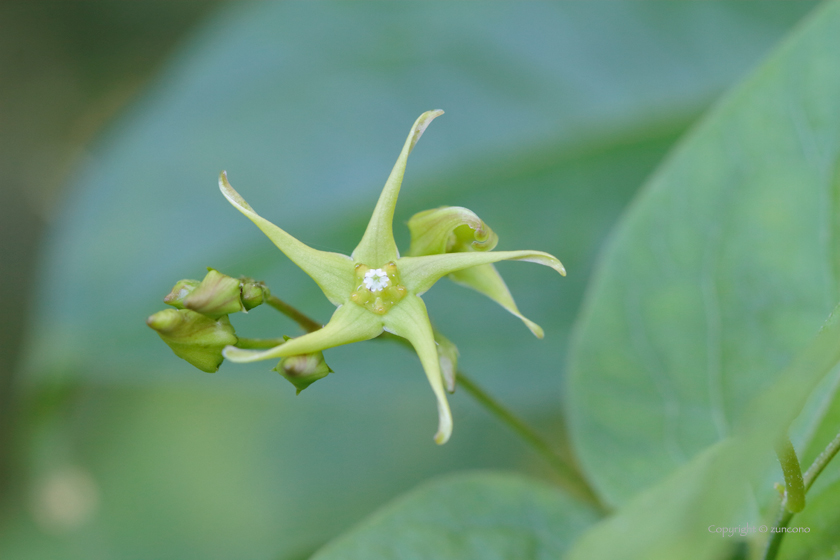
[
  {"left": 567, "top": 0, "right": 840, "bottom": 507},
  {"left": 6, "top": 2, "right": 815, "bottom": 559},
  {"left": 312, "top": 472, "right": 598, "bottom": 560},
  {"left": 566, "top": 302, "right": 840, "bottom": 560}
]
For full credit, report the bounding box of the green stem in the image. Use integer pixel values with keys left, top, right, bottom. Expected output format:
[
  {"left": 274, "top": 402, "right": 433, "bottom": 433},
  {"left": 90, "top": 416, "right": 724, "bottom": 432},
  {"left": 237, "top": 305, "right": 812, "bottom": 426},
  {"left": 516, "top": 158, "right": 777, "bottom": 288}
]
[
  {"left": 266, "top": 295, "right": 322, "bottom": 333},
  {"left": 764, "top": 430, "right": 840, "bottom": 560},
  {"left": 803, "top": 429, "right": 840, "bottom": 490},
  {"left": 774, "top": 436, "right": 805, "bottom": 513},
  {"left": 456, "top": 372, "right": 607, "bottom": 513},
  {"left": 235, "top": 337, "right": 286, "bottom": 349},
  {"left": 262, "top": 295, "right": 606, "bottom": 512}
]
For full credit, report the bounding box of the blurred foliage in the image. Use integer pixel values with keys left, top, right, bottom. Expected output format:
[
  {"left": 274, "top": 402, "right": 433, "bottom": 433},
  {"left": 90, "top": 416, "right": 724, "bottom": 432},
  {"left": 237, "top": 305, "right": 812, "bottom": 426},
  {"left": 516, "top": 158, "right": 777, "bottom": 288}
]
[
  {"left": 0, "top": 2, "right": 828, "bottom": 560},
  {"left": 567, "top": 298, "right": 840, "bottom": 560},
  {"left": 0, "top": 0, "right": 218, "bottom": 518},
  {"left": 568, "top": 0, "right": 840, "bottom": 507},
  {"left": 313, "top": 472, "right": 599, "bottom": 560}
]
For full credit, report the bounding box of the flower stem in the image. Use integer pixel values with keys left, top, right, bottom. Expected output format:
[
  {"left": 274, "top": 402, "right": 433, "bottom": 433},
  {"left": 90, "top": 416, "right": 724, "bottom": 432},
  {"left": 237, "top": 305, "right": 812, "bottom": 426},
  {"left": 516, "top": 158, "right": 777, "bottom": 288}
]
[
  {"left": 456, "top": 371, "right": 607, "bottom": 512},
  {"left": 764, "top": 429, "right": 840, "bottom": 560},
  {"left": 235, "top": 337, "right": 286, "bottom": 349},
  {"left": 261, "top": 293, "right": 607, "bottom": 512},
  {"left": 266, "top": 295, "right": 322, "bottom": 333}
]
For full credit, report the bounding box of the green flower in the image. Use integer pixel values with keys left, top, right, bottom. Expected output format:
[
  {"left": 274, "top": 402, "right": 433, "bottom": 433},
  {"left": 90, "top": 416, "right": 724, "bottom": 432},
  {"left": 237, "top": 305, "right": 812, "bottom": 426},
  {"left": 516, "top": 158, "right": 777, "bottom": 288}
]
[{"left": 219, "top": 110, "right": 564, "bottom": 444}]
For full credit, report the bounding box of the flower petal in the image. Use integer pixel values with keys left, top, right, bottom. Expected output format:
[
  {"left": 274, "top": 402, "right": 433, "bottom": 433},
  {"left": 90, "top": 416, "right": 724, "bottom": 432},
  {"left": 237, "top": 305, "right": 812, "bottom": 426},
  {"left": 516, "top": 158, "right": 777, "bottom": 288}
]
[
  {"left": 383, "top": 295, "right": 453, "bottom": 444},
  {"left": 352, "top": 110, "right": 444, "bottom": 265},
  {"left": 407, "top": 206, "right": 498, "bottom": 256},
  {"left": 449, "top": 264, "right": 544, "bottom": 338},
  {"left": 219, "top": 172, "right": 355, "bottom": 306},
  {"left": 222, "top": 303, "right": 383, "bottom": 363},
  {"left": 433, "top": 329, "right": 459, "bottom": 393},
  {"left": 399, "top": 250, "right": 565, "bottom": 295}
]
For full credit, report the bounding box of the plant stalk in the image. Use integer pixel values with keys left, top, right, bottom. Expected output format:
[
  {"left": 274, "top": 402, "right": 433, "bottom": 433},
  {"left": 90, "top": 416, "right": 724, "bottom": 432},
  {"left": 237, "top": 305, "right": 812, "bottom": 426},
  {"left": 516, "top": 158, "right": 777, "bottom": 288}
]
[
  {"left": 774, "top": 436, "right": 805, "bottom": 513},
  {"left": 456, "top": 371, "right": 607, "bottom": 512},
  {"left": 266, "top": 295, "right": 322, "bottom": 333},
  {"left": 235, "top": 337, "right": 286, "bottom": 349},
  {"left": 764, "top": 429, "right": 840, "bottom": 560},
  {"left": 262, "top": 293, "right": 607, "bottom": 512}
]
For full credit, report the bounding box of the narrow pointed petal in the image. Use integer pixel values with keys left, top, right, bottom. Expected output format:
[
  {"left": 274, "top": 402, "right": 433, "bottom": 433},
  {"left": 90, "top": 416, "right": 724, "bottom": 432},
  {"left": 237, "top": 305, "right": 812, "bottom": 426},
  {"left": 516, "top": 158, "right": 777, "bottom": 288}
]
[
  {"left": 352, "top": 110, "right": 444, "bottom": 265},
  {"left": 450, "top": 264, "right": 544, "bottom": 338},
  {"left": 223, "top": 303, "right": 383, "bottom": 363},
  {"left": 219, "top": 172, "right": 355, "bottom": 306},
  {"left": 432, "top": 329, "right": 459, "bottom": 393},
  {"left": 399, "top": 250, "right": 565, "bottom": 295},
  {"left": 383, "top": 295, "right": 453, "bottom": 444},
  {"left": 407, "top": 206, "right": 498, "bottom": 257}
]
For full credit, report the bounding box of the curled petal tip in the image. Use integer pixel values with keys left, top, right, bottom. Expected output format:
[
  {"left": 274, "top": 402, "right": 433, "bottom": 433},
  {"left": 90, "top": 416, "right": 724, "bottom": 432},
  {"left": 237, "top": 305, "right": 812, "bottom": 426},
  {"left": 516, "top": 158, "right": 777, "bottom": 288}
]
[
  {"left": 434, "top": 419, "right": 453, "bottom": 445},
  {"left": 409, "top": 110, "right": 444, "bottom": 154},
  {"left": 525, "top": 319, "right": 545, "bottom": 339},
  {"left": 433, "top": 395, "right": 454, "bottom": 444},
  {"left": 221, "top": 345, "right": 238, "bottom": 360}
]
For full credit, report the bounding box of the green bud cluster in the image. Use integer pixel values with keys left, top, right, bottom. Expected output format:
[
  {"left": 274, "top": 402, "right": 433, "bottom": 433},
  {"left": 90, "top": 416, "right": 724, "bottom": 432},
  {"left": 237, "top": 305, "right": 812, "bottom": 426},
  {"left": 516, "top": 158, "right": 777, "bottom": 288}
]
[
  {"left": 148, "top": 268, "right": 270, "bottom": 372},
  {"left": 149, "top": 268, "right": 333, "bottom": 392}
]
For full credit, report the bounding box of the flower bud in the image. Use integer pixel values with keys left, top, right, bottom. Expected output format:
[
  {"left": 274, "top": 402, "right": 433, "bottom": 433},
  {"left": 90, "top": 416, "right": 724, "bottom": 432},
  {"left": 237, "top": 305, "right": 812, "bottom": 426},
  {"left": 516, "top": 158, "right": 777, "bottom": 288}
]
[
  {"left": 240, "top": 278, "right": 270, "bottom": 310},
  {"left": 273, "top": 339, "right": 333, "bottom": 394},
  {"left": 147, "top": 308, "right": 237, "bottom": 373},
  {"left": 163, "top": 279, "right": 201, "bottom": 309},
  {"left": 434, "top": 329, "right": 459, "bottom": 393},
  {"left": 183, "top": 268, "right": 243, "bottom": 318}
]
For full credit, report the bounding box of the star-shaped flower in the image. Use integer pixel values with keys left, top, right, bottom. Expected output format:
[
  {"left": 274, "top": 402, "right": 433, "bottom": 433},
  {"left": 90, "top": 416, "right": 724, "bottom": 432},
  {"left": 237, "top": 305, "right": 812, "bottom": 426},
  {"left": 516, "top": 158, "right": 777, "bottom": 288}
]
[{"left": 219, "top": 110, "right": 565, "bottom": 444}]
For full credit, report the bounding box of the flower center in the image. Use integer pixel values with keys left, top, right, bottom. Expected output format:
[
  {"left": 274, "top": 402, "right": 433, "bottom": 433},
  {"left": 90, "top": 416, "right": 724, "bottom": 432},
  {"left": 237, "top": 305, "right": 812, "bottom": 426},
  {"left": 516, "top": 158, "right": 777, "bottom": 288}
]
[
  {"left": 351, "top": 262, "right": 407, "bottom": 314},
  {"left": 363, "top": 269, "right": 390, "bottom": 292}
]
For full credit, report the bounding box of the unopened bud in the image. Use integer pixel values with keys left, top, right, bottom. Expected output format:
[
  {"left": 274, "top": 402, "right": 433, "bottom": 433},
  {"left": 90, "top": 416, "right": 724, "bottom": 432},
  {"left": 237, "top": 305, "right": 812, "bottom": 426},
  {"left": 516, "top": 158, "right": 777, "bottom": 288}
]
[
  {"left": 273, "top": 340, "right": 333, "bottom": 394},
  {"left": 240, "top": 278, "right": 270, "bottom": 310},
  {"left": 183, "top": 268, "right": 243, "bottom": 318},
  {"left": 163, "top": 279, "right": 201, "bottom": 309},
  {"left": 147, "top": 308, "right": 237, "bottom": 373}
]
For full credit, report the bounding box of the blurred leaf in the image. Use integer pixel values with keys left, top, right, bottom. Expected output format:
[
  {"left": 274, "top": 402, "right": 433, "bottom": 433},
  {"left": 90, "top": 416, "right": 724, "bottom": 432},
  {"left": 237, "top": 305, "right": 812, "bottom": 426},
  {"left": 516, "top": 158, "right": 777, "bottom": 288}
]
[
  {"left": 567, "top": 0, "right": 840, "bottom": 508},
  {"left": 566, "top": 302, "right": 840, "bottom": 560},
  {"left": 312, "top": 472, "right": 598, "bottom": 560},
  {"left": 8, "top": 2, "right": 816, "bottom": 559}
]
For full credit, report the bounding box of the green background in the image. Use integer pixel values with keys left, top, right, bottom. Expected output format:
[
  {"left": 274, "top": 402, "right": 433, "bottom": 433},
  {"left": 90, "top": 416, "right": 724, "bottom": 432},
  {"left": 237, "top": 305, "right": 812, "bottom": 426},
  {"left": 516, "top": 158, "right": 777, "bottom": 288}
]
[{"left": 0, "top": 2, "right": 825, "bottom": 559}]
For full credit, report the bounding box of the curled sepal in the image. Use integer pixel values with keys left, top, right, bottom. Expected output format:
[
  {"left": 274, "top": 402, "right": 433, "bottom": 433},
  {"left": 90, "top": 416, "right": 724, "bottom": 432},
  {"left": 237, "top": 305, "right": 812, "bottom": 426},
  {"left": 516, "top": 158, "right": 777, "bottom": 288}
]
[
  {"left": 398, "top": 250, "right": 565, "bottom": 296},
  {"left": 240, "top": 278, "right": 269, "bottom": 310},
  {"left": 272, "top": 336, "right": 333, "bottom": 394},
  {"left": 352, "top": 110, "right": 444, "bottom": 265},
  {"left": 406, "top": 207, "right": 544, "bottom": 337},
  {"left": 223, "top": 303, "right": 383, "bottom": 363},
  {"left": 219, "top": 172, "right": 356, "bottom": 306},
  {"left": 163, "top": 279, "right": 200, "bottom": 309},
  {"left": 450, "top": 264, "right": 544, "bottom": 338},
  {"left": 407, "top": 206, "right": 498, "bottom": 257},
  {"left": 183, "top": 268, "right": 243, "bottom": 318},
  {"left": 383, "top": 295, "right": 453, "bottom": 444},
  {"left": 147, "top": 308, "right": 237, "bottom": 373},
  {"left": 433, "top": 329, "right": 459, "bottom": 393}
]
